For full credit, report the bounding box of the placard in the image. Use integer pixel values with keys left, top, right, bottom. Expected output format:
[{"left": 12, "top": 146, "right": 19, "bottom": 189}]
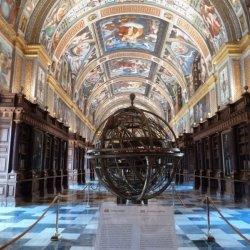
[{"left": 95, "top": 203, "right": 178, "bottom": 250}]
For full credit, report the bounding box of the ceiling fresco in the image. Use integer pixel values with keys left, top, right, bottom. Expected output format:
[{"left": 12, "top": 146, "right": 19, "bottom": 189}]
[
  {"left": 156, "top": 71, "right": 179, "bottom": 105},
  {"left": 95, "top": 94, "right": 164, "bottom": 122},
  {"left": 111, "top": 81, "right": 149, "bottom": 96},
  {"left": 97, "top": 15, "right": 166, "bottom": 54},
  {"left": 63, "top": 27, "right": 96, "bottom": 76},
  {"left": 6, "top": 0, "right": 246, "bottom": 125},
  {"left": 95, "top": 100, "right": 163, "bottom": 126},
  {"left": 34, "top": 0, "right": 229, "bottom": 56},
  {"left": 81, "top": 65, "right": 104, "bottom": 98},
  {"left": 19, "top": 0, "right": 40, "bottom": 33},
  {"left": 0, "top": 0, "right": 20, "bottom": 26},
  {"left": 87, "top": 86, "right": 110, "bottom": 117},
  {"left": 107, "top": 58, "right": 154, "bottom": 79}
]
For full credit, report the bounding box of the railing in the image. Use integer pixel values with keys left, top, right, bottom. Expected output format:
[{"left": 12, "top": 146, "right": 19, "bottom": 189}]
[
  {"left": 193, "top": 174, "right": 248, "bottom": 183},
  {"left": 171, "top": 182, "right": 250, "bottom": 244},
  {"left": 0, "top": 181, "right": 104, "bottom": 250},
  {"left": 175, "top": 172, "right": 249, "bottom": 184},
  {"left": 0, "top": 181, "right": 249, "bottom": 249},
  {"left": 205, "top": 196, "right": 250, "bottom": 244}
]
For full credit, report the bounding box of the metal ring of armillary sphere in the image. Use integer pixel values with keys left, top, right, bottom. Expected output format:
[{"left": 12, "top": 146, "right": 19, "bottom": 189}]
[{"left": 86, "top": 94, "right": 183, "bottom": 202}]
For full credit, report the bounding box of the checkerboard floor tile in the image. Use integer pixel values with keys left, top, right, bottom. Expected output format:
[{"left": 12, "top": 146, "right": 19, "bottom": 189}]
[{"left": 0, "top": 182, "right": 249, "bottom": 249}]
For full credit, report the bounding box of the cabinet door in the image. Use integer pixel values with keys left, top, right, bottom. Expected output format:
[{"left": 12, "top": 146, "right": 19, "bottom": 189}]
[
  {"left": 0, "top": 123, "right": 12, "bottom": 173},
  {"left": 221, "top": 130, "right": 233, "bottom": 176},
  {"left": 236, "top": 124, "right": 249, "bottom": 172},
  {"left": 32, "top": 129, "right": 44, "bottom": 172},
  {"left": 53, "top": 138, "right": 60, "bottom": 171},
  {"left": 19, "top": 123, "right": 32, "bottom": 171}
]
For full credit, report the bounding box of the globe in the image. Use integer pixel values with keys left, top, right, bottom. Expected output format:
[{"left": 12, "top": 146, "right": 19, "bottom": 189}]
[{"left": 86, "top": 94, "right": 183, "bottom": 203}]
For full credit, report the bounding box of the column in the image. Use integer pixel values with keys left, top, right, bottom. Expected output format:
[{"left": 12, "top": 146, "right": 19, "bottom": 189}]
[{"left": 11, "top": 121, "right": 21, "bottom": 173}]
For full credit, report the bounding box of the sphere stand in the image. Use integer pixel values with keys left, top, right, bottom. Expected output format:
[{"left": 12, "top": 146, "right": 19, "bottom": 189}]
[{"left": 116, "top": 196, "right": 148, "bottom": 205}]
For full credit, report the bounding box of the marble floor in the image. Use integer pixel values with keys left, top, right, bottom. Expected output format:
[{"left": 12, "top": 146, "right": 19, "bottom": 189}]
[{"left": 0, "top": 182, "right": 249, "bottom": 250}]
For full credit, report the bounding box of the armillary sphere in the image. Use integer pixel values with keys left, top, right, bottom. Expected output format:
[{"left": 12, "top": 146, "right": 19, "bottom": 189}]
[{"left": 86, "top": 94, "right": 183, "bottom": 203}]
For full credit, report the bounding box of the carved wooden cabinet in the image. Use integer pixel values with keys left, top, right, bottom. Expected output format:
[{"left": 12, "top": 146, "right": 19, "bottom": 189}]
[
  {"left": 0, "top": 93, "right": 69, "bottom": 202},
  {"left": 176, "top": 133, "right": 194, "bottom": 183},
  {"left": 192, "top": 91, "right": 250, "bottom": 202},
  {"left": 67, "top": 133, "right": 86, "bottom": 185}
]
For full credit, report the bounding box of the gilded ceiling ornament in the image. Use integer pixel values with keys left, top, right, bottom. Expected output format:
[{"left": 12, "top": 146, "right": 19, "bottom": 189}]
[
  {"left": 164, "top": 12, "right": 173, "bottom": 20},
  {"left": 88, "top": 14, "right": 97, "bottom": 22}
]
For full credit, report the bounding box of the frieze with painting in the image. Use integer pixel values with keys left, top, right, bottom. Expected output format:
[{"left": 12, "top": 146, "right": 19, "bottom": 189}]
[
  {"left": 0, "top": 34, "right": 12, "bottom": 91},
  {"left": 36, "top": 67, "right": 46, "bottom": 105},
  {"left": 53, "top": 94, "right": 59, "bottom": 117},
  {"left": 218, "top": 64, "right": 231, "bottom": 106},
  {"left": 193, "top": 94, "right": 209, "bottom": 123},
  {"left": 158, "top": 67, "right": 175, "bottom": 85},
  {"left": 189, "top": 108, "right": 194, "bottom": 127}
]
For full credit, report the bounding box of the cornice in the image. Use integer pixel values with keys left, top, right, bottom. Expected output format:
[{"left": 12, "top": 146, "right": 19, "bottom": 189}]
[
  {"left": 171, "top": 74, "right": 217, "bottom": 126},
  {"left": 14, "top": 35, "right": 26, "bottom": 51},
  {"left": 24, "top": 45, "right": 52, "bottom": 67},
  {"left": 212, "top": 34, "right": 250, "bottom": 66},
  {"left": 47, "top": 75, "right": 96, "bottom": 132}
]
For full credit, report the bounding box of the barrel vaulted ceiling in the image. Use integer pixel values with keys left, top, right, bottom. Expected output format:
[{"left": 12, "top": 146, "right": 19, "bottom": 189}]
[{"left": 15, "top": 0, "right": 247, "bottom": 125}]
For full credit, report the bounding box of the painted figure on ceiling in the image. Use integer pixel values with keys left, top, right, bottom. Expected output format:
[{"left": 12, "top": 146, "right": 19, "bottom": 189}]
[
  {"left": 19, "top": 0, "right": 39, "bottom": 33},
  {"left": 41, "top": 2, "right": 69, "bottom": 52},
  {"left": 65, "top": 29, "right": 95, "bottom": 75},
  {"left": 100, "top": 16, "right": 160, "bottom": 52},
  {"left": 159, "top": 67, "right": 174, "bottom": 84},
  {"left": 200, "top": 0, "right": 221, "bottom": 39},
  {"left": 113, "top": 82, "right": 146, "bottom": 95},
  {"left": 109, "top": 58, "right": 151, "bottom": 78},
  {"left": 0, "top": 0, "right": 20, "bottom": 25},
  {"left": 171, "top": 42, "right": 198, "bottom": 76},
  {"left": 170, "top": 26, "right": 193, "bottom": 45},
  {"left": 82, "top": 66, "right": 103, "bottom": 99},
  {"left": 88, "top": 88, "right": 108, "bottom": 115},
  {"left": 229, "top": 0, "right": 241, "bottom": 13}
]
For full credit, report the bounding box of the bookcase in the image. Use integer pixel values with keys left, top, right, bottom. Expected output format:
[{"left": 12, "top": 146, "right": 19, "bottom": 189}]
[
  {"left": 235, "top": 123, "right": 249, "bottom": 173},
  {"left": 67, "top": 133, "right": 87, "bottom": 185},
  {"left": 0, "top": 93, "right": 69, "bottom": 202},
  {"left": 211, "top": 134, "right": 221, "bottom": 172},
  {"left": 192, "top": 91, "right": 250, "bottom": 201}
]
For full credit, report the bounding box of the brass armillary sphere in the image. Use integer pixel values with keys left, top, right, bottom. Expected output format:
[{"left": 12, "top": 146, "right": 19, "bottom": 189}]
[{"left": 86, "top": 94, "right": 183, "bottom": 203}]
